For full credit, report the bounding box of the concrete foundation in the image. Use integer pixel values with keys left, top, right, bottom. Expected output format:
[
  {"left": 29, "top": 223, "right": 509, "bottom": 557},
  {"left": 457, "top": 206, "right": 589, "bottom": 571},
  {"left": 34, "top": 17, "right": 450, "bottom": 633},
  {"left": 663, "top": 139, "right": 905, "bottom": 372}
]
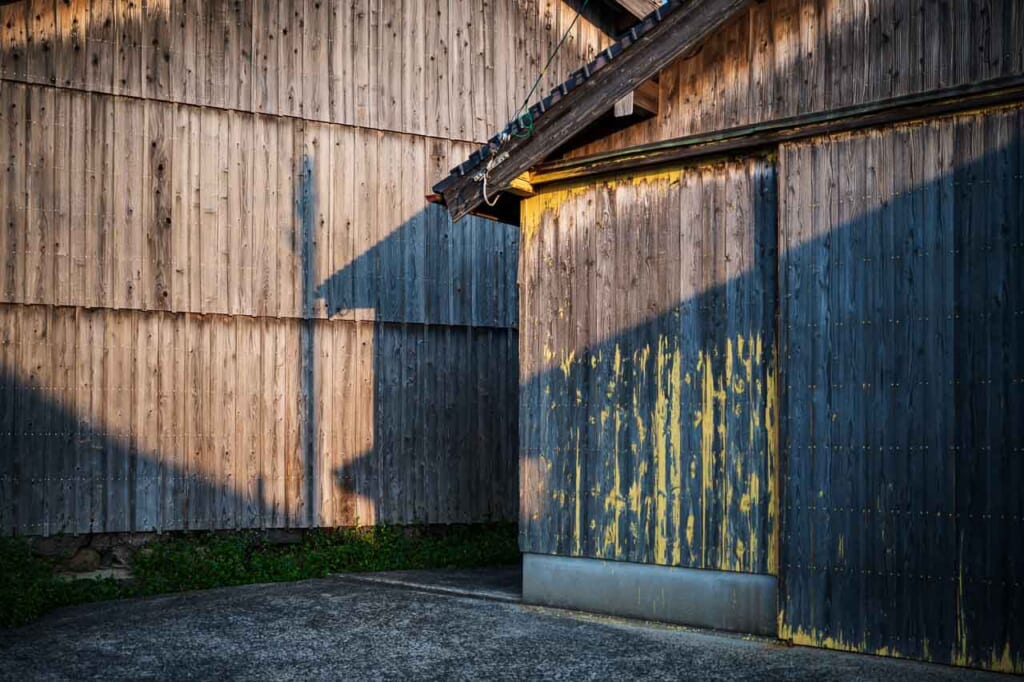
[{"left": 522, "top": 553, "right": 778, "bottom": 636}]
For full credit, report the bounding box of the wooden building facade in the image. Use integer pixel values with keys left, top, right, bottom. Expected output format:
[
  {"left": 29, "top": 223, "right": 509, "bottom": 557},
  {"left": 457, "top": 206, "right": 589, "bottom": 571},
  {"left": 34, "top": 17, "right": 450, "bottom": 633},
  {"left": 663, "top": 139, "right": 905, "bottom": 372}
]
[
  {"left": 0, "top": 0, "right": 614, "bottom": 535},
  {"left": 434, "top": 0, "right": 1024, "bottom": 673}
]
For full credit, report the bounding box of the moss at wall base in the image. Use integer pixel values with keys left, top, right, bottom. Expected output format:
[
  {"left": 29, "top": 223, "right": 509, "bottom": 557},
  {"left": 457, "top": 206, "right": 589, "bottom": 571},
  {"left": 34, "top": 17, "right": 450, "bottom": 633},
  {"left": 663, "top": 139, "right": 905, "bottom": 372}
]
[{"left": 0, "top": 524, "right": 519, "bottom": 628}]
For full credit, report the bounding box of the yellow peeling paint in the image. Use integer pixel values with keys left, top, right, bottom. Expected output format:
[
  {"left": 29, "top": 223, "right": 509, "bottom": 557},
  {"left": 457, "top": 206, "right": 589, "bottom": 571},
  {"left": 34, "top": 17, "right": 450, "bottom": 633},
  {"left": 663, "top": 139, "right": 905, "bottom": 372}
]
[
  {"left": 779, "top": 619, "right": 1023, "bottom": 675},
  {"left": 559, "top": 349, "right": 575, "bottom": 379},
  {"left": 534, "top": 326, "right": 779, "bottom": 578},
  {"left": 653, "top": 335, "right": 670, "bottom": 564},
  {"left": 765, "top": 345, "right": 780, "bottom": 576},
  {"left": 574, "top": 429, "right": 582, "bottom": 556},
  {"left": 698, "top": 348, "right": 718, "bottom": 566},
  {"left": 668, "top": 345, "right": 683, "bottom": 565}
]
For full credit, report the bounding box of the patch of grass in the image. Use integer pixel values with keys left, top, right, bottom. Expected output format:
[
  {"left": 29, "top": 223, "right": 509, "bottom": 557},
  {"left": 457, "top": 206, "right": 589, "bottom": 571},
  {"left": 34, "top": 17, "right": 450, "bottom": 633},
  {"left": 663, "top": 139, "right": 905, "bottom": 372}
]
[
  {"left": 0, "top": 524, "right": 519, "bottom": 628},
  {"left": 0, "top": 538, "right": 126, "bottom": 628}
]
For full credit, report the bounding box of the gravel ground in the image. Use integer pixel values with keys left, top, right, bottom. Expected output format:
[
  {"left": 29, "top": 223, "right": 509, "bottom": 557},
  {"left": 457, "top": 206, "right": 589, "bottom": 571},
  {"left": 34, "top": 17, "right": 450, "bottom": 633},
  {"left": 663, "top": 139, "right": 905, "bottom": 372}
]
[{"left": 0, "top": 568, "right": 1008, "bottom": 681}]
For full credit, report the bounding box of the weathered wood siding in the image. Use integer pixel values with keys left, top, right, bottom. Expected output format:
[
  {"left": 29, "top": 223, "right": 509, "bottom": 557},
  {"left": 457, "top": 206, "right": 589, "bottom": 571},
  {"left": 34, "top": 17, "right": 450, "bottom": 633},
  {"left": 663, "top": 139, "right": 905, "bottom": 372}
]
[
  {"left": 0, "top": 0, "right": 589, "bottom": 534},
  {"left": 778, "top": 105, "right": 1024, "bottom": 673},
  {"left": 567, "top": 0, "right": 1024, "bottom": 158},
  {"left": 0, "top": 0, "right": 608, "bottom": 143},
  {"left": 0, "top": 80, "right": 519, "bottom": 326},
  {"left": 0, "top": 306, "right": 517, "bottom": 534},
  {"left": 518, "top": 158, "right": 779, "bottom": 574}
]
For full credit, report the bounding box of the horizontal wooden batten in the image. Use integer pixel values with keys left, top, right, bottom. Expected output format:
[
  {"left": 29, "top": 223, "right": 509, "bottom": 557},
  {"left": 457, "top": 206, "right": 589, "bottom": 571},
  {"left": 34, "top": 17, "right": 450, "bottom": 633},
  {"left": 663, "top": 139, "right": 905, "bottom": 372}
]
[{"left": 530, "top": 75, "right": 1024, "bottom": 186}]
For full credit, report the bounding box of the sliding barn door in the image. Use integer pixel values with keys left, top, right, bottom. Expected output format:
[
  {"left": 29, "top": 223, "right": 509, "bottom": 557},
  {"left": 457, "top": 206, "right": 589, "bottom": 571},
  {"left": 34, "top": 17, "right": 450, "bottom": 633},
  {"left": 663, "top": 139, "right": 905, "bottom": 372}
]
[
  {"left": 777, "top": 107, "right": 1024, "bottom": 673},
  {"left": 519, "top": 157, "right": 780, "bottom": 574}
]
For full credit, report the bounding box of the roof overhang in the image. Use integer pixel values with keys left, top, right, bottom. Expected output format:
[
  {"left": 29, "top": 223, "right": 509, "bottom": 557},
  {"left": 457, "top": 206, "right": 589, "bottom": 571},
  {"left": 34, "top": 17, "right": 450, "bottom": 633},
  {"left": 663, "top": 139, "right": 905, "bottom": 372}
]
[{"left": 431, "top": 0, "right": 754, "bottom": 222}]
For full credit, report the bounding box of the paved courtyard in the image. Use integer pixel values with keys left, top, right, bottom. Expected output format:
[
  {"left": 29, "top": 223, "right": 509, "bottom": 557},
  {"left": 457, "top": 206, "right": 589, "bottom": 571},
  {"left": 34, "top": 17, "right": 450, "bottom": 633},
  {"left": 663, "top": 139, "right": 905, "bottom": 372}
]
[{"left": 0, "top": 568, "right": 1007, "bottom": 681}]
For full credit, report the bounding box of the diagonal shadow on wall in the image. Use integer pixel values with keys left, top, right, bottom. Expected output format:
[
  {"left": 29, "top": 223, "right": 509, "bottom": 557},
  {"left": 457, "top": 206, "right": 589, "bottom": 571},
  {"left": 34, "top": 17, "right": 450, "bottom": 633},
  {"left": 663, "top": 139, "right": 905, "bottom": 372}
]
[
  {"left": 0, "top": 362, "right": 270, "bottom": 535},
  {"left": 515, "top": 130, "right": 1023, "bottom": 669},
  {"left": 298, "top": 157, "right": 520, "bottom": 527}
]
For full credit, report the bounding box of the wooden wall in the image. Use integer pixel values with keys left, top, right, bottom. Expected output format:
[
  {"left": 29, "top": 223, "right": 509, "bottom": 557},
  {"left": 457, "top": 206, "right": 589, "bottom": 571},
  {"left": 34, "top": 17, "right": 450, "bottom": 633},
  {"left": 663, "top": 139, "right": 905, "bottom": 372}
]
[
  {"left": 0, "top": 0, "right": 608, "bottom": 144},
  {"left": 0, "top": 0, "right": 599, "bottom": 535},
  {"left": 518, "top": 158, "right": 779, "bottom": 574},
  {"left": 566, "top": 0, "right": 1024, "bottom": 158},
  {"left": 0, "top": 81, "right": 519, "bottom": 326},
  {"left": 778, "top": 105, "right": 1024, "bottom": 673},
  {"left": 0, "top": 306, "right": 517, "bottom": 534}
]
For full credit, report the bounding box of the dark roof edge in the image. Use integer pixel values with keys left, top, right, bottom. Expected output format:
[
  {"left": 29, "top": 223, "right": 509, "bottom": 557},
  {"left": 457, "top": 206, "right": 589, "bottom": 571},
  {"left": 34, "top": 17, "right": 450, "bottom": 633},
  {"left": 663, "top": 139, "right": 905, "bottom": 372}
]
[{"left": 432, "top": 0, "right": 683, "bottom": 197}]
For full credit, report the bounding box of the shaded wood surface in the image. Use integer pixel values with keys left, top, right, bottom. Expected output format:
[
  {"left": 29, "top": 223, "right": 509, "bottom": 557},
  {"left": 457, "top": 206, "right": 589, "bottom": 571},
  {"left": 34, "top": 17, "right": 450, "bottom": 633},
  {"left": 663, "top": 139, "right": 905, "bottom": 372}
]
[
  {"left": 568, "top": 0, "right": 1024, "bottom": 158},
  {"left": 0, "top": 0, "right": 558, "bottom": 535},
  {"left": 778, "top": 105, "right": 1024, "bottom": 673},
  {"left": 0, "top": 304, "right": 518, "bottom": 533},
  {"left": 518, "top": 158, "right": 778, "bottom": 574}
]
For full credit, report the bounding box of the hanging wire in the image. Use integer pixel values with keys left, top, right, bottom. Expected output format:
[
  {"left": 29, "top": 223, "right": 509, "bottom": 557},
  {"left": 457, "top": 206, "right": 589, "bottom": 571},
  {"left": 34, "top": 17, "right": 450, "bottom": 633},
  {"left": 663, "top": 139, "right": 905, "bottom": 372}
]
[
  {"left": 481, "top": 0, "right": 591, "bottom": 203},
  {"left": 509, "top": 0, "right": 591, "bottom": 129}
]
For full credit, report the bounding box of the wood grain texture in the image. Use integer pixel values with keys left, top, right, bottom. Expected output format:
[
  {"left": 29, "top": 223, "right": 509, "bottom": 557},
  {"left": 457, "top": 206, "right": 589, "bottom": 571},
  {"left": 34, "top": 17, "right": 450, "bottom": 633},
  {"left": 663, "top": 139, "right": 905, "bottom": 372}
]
[
  {"left": 778, "top": 105, "right": 1024, "bottom": 674},
  {"left": 0, "top": 305, "right": 518, "bottom": 534},
  {"left": 0, "top": 81, "right": 518, "bottom": 326},
  {"left": 0, "top": 1, "right": 554, "bottom": 536},
  {"left": 568, "top": 0, "right": 1024, "bottom": 159},
  {"left": 0, "top": 0, "right": 609, "bottom": 144},
  {"left": 518, "top": 157, "right": 778, "bottom": 574}
]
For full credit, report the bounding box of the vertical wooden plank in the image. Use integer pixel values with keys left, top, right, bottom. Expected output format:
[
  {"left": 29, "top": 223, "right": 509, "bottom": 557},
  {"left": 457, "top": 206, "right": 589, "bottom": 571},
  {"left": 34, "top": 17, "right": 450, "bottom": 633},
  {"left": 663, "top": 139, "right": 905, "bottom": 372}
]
[
  {"left": 225, "top": 0, "right": 253, "bottom": 112},
  {"left": 326, "top": 0, "right": 344, "bottom": 124},
  {"left": 149, "top": 100, "right": 173, "bottom": 310},
  {"left": 1, "top": 84, "right": 25, "bottom": 303},
  {"left": 170, "top": 103, "right": 190, "bottom": 312},
  {"left": 270, "top": 318, "right": 287, "bottom": 527},
  {"left": 71, "top": 309, "right": 92, "bottom": 534},
  {"left": 350, "top": 0, "right": 370, "bottom": 127},
  {"left": 334, "top": 319, "right": 354, "bottom": 524},
  {"left": 67, "top": 91, "right": 89, "bottom": 306},
  {"left": 52, "top": 88, "right": 72, "bottom": 308},
  {"left": 145, "top": 0, "right": 172, "bottom": 99},
  {"left": 87, "top": 308, "right": 107, "bottom": 532},
  {"left": 87, "top": 0, "right": 116, "bottom": 93},
  {"left": 423, "top": 0, "right": 448, "bottom": 138},
  {"left": 25, "top": 0, "right": 56, "bottom": 87},
  {"left": 303, "top": 0, "right": 329, "bottom": 122},
  {"left": 16, "top": 306, "right": 39, "bottom": 535},
  {"left": 115, "top": 0, "right": 143, "bottom": 95},
  {"left": 252, "top": 113, "right": 276, "bottom": 316},
  {"left": 277, "top": 118, "right": 297, "bottom": 318},
  {"left": 135, "top": 313, "right": 160, "bottom": 531},
  {"left": 252, "top": 0, "right": 279, "bottom": 115},
  {"left": 25, "top": 85, "right": 54, "bottom": 305},
  {"left": 156, "top": 312, "right": 178, "bottom": 530},
  {"left": 278, "top": 0, "right": 301, "bottom": 118},
  {"left": 53, "top": 0, "right": 83, "bottom": 89},
  {"left": 120, "top": 97, "right": 146, "bottom": 309},
  {"left": 1, "top": 2, "right": 28, "bottom": 81},
  {"left": 202, "top": 0, "right": 225, "bottom": 109}
]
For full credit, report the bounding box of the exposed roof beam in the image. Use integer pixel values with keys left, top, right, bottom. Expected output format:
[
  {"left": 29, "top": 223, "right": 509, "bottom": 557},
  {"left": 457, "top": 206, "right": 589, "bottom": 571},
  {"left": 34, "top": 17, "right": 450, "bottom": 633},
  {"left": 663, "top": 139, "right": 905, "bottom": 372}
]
[
  {"left": 529, "top": 75, "right": 1024, "bottom": 187},
  {"left": 435, "top": 0, "right": 753, "bottom": 221},
  {"left": 610, "top": 0, "right": 663, "bottom": 20},
  {"left": 614, "top": 78, "right": 659, "bottom": 117}
]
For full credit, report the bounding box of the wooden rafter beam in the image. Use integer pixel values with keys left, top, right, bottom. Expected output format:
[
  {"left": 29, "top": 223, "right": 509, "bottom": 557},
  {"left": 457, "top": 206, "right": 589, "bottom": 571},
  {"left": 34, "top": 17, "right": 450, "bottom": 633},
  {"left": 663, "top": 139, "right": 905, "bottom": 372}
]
[
  {"left": 529, "top": 75, "right": 1024, "bottom": 187},
  {"left": 610, "top": 0, "right": 662, "bottom": 20},
  {"left": 614, "top": 78, "right": 659, "bottom": 117},
  {"left": 437, "top": 0, "right": 753, "bottom": 221}
]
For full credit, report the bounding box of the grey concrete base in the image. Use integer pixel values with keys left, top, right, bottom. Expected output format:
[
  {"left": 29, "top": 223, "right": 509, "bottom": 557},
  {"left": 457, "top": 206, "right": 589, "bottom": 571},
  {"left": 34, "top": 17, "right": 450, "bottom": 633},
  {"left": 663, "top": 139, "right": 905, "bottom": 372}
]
[{"left": 522, "top": 553, "right": 778, "bottom": 636}]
